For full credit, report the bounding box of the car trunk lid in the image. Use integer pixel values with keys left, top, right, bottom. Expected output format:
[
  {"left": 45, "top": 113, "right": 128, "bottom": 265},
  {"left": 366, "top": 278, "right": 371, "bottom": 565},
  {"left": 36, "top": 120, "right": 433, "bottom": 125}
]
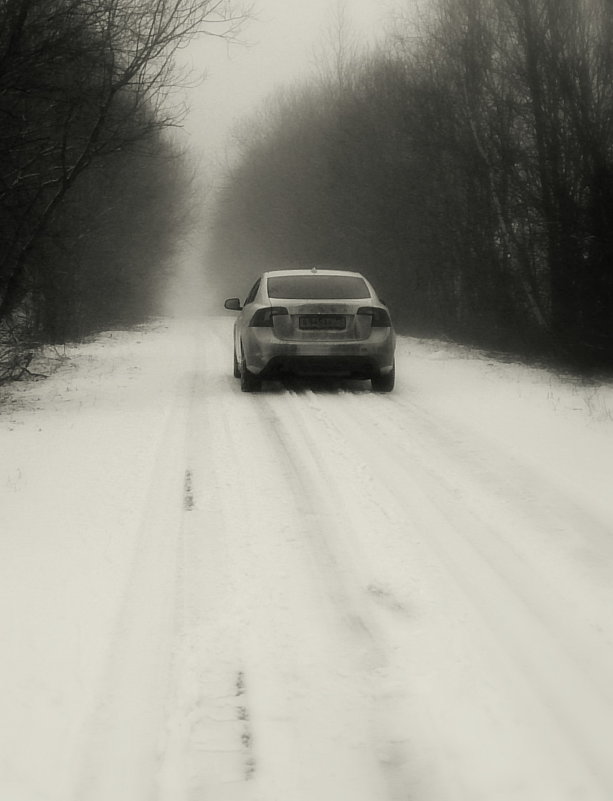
[{"left": 272, "top": 301, "right": 372, "bottom": 342}]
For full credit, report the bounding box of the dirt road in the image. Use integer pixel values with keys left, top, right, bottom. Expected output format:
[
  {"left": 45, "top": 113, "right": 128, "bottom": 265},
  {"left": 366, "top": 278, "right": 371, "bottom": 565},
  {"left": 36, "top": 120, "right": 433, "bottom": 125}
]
[{"left": 3, "top": 317, "right": 613, "bottom": 801}]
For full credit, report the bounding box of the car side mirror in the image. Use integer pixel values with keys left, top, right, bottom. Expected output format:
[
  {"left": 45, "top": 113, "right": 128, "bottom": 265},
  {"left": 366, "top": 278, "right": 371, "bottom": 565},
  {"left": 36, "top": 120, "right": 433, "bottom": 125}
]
[{"left": 224, "top": 297, "right": 243, "bottom": 311}]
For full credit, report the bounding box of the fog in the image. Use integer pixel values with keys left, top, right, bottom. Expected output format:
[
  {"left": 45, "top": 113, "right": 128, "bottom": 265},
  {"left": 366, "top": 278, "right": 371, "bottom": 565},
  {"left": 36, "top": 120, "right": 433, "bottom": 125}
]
[
  {"left": 167, "top": 1, "right": 411, "bottom": 317},
  {"left": 176, "top": 0, "right": 402, "bottom": 168}
]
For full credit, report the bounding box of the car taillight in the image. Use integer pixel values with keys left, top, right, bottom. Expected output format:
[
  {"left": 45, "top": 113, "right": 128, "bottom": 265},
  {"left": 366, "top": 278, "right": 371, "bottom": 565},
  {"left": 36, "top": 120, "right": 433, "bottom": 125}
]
[
  {"left": 249, "top": 306, "right": 289, "bottom": 327},
  {"left": 357, "top": 307, "right": 391, "bottom": 327}
]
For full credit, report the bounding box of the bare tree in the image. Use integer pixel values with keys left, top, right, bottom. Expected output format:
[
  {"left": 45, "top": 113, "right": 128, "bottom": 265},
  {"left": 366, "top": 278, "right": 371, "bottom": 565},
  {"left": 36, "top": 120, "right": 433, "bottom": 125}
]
[
  {"left": 0, "top": 0, "right": 250, "bottom": 324},
  {"left": 314, "top": 0, "right": 361, "bottom": 92},
  {"left": 209, "top": 0, "right": 613, "bottom": 366}
]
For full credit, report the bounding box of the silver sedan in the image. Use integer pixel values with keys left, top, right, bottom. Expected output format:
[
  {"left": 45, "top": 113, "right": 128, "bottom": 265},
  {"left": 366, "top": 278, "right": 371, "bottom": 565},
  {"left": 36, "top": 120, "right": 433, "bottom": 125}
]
[{"left": 224, "top": 268, "right": 396, "bottom": 392}]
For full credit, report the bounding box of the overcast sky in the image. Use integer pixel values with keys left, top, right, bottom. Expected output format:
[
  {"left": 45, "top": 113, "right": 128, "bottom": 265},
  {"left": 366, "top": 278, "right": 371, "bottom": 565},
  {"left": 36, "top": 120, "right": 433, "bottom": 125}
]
[{"left": 176, "top": 0, "right": 407, "bottom": 172}]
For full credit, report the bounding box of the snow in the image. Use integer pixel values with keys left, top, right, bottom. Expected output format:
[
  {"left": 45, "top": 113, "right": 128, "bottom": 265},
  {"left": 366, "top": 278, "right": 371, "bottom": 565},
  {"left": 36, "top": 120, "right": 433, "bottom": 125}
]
[{"left": 1, "top": 316, "right": 613, "bottom": 801}]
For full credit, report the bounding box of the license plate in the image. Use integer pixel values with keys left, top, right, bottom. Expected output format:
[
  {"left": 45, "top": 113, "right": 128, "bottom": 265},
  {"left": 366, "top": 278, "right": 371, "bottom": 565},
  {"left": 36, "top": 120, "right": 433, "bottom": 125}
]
[{"left": 299, "top": 315, "right": 346, "bottom": 330}]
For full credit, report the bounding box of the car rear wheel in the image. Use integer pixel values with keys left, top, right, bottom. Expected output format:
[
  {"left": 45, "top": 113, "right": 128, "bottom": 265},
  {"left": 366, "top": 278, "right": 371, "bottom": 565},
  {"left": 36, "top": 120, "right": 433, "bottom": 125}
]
[
  {"left": 371, "top": 364, "right": 395, "bottom": 393},
  {"left": 241, "top": 364, "right": 262, "bottom": 392},
  {"left": 240, "top": 349, "right": 262, "bottom": 392}
]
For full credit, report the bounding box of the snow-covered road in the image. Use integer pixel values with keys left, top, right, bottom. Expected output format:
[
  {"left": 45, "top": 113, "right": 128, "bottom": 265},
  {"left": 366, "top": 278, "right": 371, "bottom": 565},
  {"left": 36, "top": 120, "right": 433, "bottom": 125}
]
[{"left": 1, "top": 316, "right": 613, "bottom": 801}]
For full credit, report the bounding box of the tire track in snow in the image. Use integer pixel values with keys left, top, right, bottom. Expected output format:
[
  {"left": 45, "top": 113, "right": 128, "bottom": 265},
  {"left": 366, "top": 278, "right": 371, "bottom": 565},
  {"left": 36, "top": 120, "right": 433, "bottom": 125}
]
[
  {"left": 342, "top": 389, "right": 613, "bottom": 702},
  {"left": 257, "top": 393, "right": 386, "bottom": 663},
  {"left": 160, "top": 340, "right": 398, "bottom": 801},
  {"left": 156, "top": 346, "right": 261, "bottom": 801},
  {"left": 297, "top": 387, "right": 613, "bottom": 799},
  {"left": 217, "top": 388, "right": 393, "bottom": 801},
  {"left": 153, "top": 331, "right": 385, "bottom": 801},
  {"left": 381, "top": 390, "right": 613, "bottom": 568},
  {"left": 72, "top": 375, "right": 194, "bottom": 801},
  {"left": 258, "top": 391, "right": 428, "bottom": 801}
]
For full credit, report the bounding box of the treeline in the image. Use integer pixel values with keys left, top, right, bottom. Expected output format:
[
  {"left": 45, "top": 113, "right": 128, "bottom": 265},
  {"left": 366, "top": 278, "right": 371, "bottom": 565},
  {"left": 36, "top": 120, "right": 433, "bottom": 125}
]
[
  {"left": 209, "top": 0, "right": 613, "bottom": 367},
  {"left": 0, "top": 0, "right": 241, "bottom": 370}
]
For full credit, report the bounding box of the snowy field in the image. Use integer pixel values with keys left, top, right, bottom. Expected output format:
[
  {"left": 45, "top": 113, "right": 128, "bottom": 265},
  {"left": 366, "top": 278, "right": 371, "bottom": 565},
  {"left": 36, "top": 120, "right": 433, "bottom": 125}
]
[{"left": 1, "top": 315, "right": 613, "bottom": 801}]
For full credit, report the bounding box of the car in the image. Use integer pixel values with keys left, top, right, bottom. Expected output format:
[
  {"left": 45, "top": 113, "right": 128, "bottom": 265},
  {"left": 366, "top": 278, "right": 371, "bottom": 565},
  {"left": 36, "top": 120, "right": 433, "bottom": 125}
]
[{"left": 224, "top": 268, "right": 396, "bottom": 392}]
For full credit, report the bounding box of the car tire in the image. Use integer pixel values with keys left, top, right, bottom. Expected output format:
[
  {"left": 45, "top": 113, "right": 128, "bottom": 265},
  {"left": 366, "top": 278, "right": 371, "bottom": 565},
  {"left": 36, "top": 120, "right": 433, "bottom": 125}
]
[
  {"left": 233, "top": 349, "right": 241, "bottom": 378},
  {"left": 240, "top": 354, "right": 262, "bottom": 392},
  {"left": 371, "top": 364, "right": 395, "bottom": 393}
]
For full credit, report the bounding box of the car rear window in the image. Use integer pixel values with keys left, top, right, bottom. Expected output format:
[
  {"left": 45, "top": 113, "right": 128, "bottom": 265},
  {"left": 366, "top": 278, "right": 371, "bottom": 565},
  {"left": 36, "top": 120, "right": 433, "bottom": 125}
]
[{"left": 267, "top": 275, "right": 371, "bottom": 299}]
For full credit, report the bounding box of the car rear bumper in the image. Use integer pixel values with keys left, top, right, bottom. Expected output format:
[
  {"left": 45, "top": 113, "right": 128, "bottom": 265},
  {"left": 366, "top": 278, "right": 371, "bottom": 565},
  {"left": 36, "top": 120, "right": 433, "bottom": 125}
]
[{"left": 243, "top": 330, "right": 395, "bottom": 378}]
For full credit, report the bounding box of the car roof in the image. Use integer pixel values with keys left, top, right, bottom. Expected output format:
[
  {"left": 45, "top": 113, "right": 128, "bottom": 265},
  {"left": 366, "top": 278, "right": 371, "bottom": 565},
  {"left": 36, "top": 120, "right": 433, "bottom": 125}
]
[{"left": 262, "top": 268, "right": 365, "bottom": 279}]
